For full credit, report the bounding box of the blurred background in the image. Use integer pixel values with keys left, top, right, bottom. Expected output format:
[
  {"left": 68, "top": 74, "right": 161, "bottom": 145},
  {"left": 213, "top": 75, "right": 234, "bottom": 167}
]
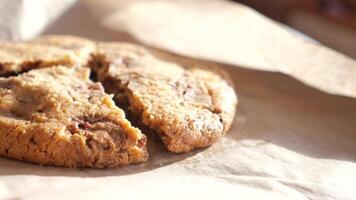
[
  {"left": 234, "top": 0, "right": 356, "bottom": 58},
  {"left": 0, "top": 0, "right": 355, "bottom": 59}
]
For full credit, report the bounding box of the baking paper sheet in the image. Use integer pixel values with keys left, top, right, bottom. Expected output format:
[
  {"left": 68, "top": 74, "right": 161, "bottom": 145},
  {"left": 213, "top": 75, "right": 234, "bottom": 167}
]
[
  {"left": 87, "top": 0, "right": 356, "bottom": 98},
  {"left": 1, "top": 0, "right": 356, "bottom": 199}
]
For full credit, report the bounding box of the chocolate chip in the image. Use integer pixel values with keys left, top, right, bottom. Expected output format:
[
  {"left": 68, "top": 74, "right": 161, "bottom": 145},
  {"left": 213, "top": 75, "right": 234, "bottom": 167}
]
[
  {"left": 78, "top": 121, "right": 92, "bottom": 130},
  {"left": 29, "top": 137, "right": 37, "bottom": 145}
]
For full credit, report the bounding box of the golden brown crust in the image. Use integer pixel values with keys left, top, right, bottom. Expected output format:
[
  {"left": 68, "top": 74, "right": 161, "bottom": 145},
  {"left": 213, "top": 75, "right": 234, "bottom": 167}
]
[
  {"left": 0, "top": 42, "right": 78, "bottom": 76},
  {"left": 31, "top": 35, "right": 96, "bottom": 62},
  {"left": 0, "top": 36, "right": 96, "bottom": 76},
  {"left": 0, "top": 35, "right": 237, "bottom": 167},
  {"left": 95, "top": 42, "right": 237, "bottom": 153},
  {"left": 0, "top": 66, "right": 148, "bottom": 168}
]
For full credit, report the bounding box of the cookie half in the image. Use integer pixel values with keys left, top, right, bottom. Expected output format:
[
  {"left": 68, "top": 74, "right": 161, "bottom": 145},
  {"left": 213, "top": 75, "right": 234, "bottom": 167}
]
[
  {"left": 92, "top": 43, "right": 237, "bottom": 153},
  {"left": 0, "top": 66, "right": 148, "bottom": 167}
]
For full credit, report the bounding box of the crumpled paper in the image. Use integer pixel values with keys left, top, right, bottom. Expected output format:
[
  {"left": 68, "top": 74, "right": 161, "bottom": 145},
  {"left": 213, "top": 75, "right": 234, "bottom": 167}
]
[{"left": 1, "top": 0, "right": 356, "bottom": 199}]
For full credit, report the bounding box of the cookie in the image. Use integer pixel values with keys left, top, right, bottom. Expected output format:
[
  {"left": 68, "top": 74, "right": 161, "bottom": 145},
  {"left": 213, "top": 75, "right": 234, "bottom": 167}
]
[
  {"left": 93, "top": 42, "right": 237, "bottom": 153},
  {"left": 0, "top": 66, "right": 148, "bottom": 168},
  {"left": 0, "top": 35, "right": 237, "bottom": 166}
]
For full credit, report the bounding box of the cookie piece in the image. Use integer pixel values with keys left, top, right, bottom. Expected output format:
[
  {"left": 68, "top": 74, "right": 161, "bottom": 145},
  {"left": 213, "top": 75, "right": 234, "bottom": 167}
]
[
  {"left": 93, "top": 43, "right": 237, "bottom": 153},
  {"left": 0, "top": 66, "right": 148, "bottom": 168}
]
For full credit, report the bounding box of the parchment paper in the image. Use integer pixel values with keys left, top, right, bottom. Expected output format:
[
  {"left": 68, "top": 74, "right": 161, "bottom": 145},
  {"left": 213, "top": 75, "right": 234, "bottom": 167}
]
[
  {"left": 1, "top": 1, "right": 356, "bottom": 199},
  {"left": 85, "top": 0, "right": 356, "bottom": 98}
]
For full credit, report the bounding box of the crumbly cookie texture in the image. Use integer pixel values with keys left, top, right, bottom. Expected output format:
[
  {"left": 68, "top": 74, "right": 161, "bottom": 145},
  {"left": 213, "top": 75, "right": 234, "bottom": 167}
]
[
  {"left": 0, "top": 42, "right": 77, "bottom": 76},
  {"left": 32, "top": 35, "right": 96, "bottom": 62},
  {"left": 0, "top": 66, "right": 148, "bottom": 168},
  {"left": 94, "top": 42, "right": 238, "bottom": 153},
  {"left": 0, "top": 36, "right": 95, "bottom": 76},
  {"left": 0, "top": 35, "right": 237, "bottom": 165}
]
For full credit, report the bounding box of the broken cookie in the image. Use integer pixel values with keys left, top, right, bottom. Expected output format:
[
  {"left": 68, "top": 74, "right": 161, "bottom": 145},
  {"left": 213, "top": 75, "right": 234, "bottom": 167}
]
[
  {"left": 0, "top": 36, "right": 237, "bottom": 168},
  {"left": 93, "top": 42, "right": 237, "bottom": 153},
  {"left": 0, "top": 66, "right": 148, "bottom": 168}
]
